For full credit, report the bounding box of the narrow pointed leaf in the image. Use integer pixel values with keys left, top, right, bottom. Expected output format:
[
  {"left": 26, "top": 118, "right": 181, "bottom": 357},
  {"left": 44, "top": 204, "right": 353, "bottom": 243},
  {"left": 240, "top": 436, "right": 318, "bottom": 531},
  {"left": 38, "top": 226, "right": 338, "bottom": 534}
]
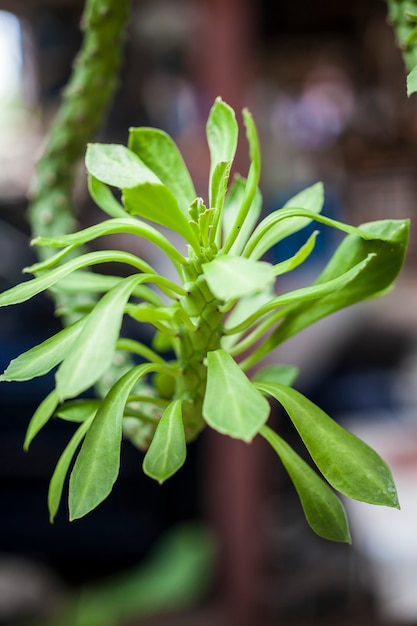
[
  {"left": 33, "top": 218, "right": 186, "bottom": 266},
  {"left": 203, "top": 349, "right": 270, "bottom": 442},
  {"left": 24, "top": 389, "right": 59, "bottom": 450},
  {"left": 222, "top": 109, "right": 261, "bottom": 253},
  {"left": 222, "top": 175, "right": 262, "bottom": 255},
  {"left": 88, "top": 174, "right": 127, "bottom": 218},
  {"left": 85, "top": 143, "right": 160, "bottom": 189},
  {"left": 0, "top": 250, "right": 154, "bottom": 308},
  {"left": 1, "top": 319, "right": 85, "bottom": 382},
  {"left": 247, "top": 219, "right": 409, "bottom": 364},
  {"left": 143, "top": 400, "right": 186, "bottom": 483},
  {"left": 128, "top": 128, "right": 196, "bottom": 214},
  {"left": 54, "top": 273, "right": 162, "bottom": 305},
  {"left": 56, "top": 274, "right": 146, "bottom": 400},
  {"left": 244, "top": 183, "right": 324, "bottom": 260},
  {"left": 48, "top": 415, "right": 95, "bottom": 522},
  {"left": 69, "top": 362, "right": 158, "bottom": 520},
  {"left": 261, "top": 426, "right": 351, "bottom": 543},
  {"left": 123, "top": 183, "right": 199, "bottom": 250},
  {"left": 202, "top": 255, "right": 275, "bottom": 300},
  {"left": 226, "top": 253, "right": 373, "bottom": 337},
  {"left": 273, "top": 231, "right": 318, "bottom": 276},
  {"left": 257, "top": 382, "right": 399, "bottom": 508}
]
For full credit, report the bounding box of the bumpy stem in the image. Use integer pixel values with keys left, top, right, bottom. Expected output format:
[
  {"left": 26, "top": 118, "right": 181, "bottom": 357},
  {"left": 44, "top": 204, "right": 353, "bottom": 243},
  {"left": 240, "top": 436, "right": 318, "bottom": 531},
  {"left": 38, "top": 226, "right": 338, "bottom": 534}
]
[
  {"left": 28, "top": 0, "right": 130, "bottom": 319},
  {"left": 176, "top": 258, "right": 223, "bottom": 440},
  {"left": 386, "top": 0, "right": 417, "bottom": 71}
]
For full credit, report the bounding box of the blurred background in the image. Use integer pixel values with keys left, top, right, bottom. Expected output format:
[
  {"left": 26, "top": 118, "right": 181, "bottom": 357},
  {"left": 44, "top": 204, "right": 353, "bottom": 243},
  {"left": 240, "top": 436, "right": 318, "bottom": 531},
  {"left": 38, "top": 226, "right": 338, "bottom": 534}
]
[{"left": 1, "top": 0, "right": 417, "bottom": 625}]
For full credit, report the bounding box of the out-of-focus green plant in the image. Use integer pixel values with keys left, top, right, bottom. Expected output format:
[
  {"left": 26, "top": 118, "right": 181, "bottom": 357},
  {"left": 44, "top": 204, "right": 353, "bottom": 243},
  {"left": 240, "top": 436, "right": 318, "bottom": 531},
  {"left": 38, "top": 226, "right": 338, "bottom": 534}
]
[
  {"left": 26, "top": 523, "right": 214, "bottom": 626},
  {"left": 0, "top": 97, "right": 409, "bottom": 542},
  {"left": 386, "top": 0, "right": 417, "bottom": 94}
]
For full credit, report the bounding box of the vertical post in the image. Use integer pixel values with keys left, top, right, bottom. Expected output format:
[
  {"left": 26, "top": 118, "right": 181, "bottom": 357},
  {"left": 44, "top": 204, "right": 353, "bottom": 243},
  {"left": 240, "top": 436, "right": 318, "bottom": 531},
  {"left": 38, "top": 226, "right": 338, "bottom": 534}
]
[{"left": 193, "top": 2, "right": 272, "bottom": 623}]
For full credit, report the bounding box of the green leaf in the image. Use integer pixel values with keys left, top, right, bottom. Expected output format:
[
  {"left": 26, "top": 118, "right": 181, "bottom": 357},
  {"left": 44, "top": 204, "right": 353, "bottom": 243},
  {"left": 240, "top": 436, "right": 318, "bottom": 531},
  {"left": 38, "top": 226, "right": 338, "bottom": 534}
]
[
  {"left": 247, "top": 219, "right": 409, "bottom": 363},
  {"left": 24, "top": 389, "right": 59, "bottom": 450},
  {"left": 202, "top": 255, "right": 275, "bottom": 300},
  {"left": 222, "top": 175, "right": 262, "bottom": 255},
  {"left": 128, "top": 127, "right": 196, "bottom": 215},
  {"left": 1, "top": 319, "right": 85, "bottom": 382},
  {"left": 85, "top": 143, "right": 160, "bottom": 189},
  {"left": 260, "top": 426, "right": 351, "bottom": 543},
  {"left": 143, "top": 400, "right": 186, "bottom": 483},
  {"left": 69, "top": 362, "right": 158, "bottom": 519},
  {"left": 54, "top": 273, "right": 162, "bottom": 305},
  {"left": 48, "top": 415, "right": 95, "bottom": 522},
  {"left": 123, "top": 183, "right": 199, "bottom": 250},
  {"left": 0, "top": 250, "right": 155, "bottom": 308},
  {"left": 33, "top": 218, "right": 186, "bottom": 266},
  {"left": 222, "top": 288, "right": 274, "bottom": 350},
  {"left": 253, "top": 364, "right": 299, "bottom": 387},
  {"left": 407, "top": 65, "right": 417, "bottom": 96},
  {"left": 203, "top": 349, "right": 270, "bottom": 442},
  {"left": 206, "top": 97, "right": 238, "bottom": 209},
  {"left": 226, "top": 253, "right": 374, "bottom": 338},
  {"left": 273, "top": 231, "right": 318, "bottom": 276},
  {"left": 222, "top": 108, "right": 261, "bottom": 253},
  {"left": 244, "top": 183, "right": 324, "bottom": 259},
  {"left": 55, "top": 399, "right": 101, "bottom": 422},
  {"left": 88, "top": 175, "right": 127, "bottom": 218},
  {"left": 257, "top": 382, "right": 399, "bottom": 508},
  {"left": 210, "top": 161, "right": 231, "bottom": 216},
  {"left": 56, "top": 274, "right": 146, "bottom": 400}
]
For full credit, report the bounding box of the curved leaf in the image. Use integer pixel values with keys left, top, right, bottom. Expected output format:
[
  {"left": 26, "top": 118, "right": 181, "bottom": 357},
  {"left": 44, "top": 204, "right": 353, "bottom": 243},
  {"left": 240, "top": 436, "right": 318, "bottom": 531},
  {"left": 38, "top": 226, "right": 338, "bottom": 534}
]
[
  {"left": 243, "top": 183, "right": 323, "bottom": 259},
  {"left": 88, "top": 175, "right": 127, "bottom": 218},
  {"left": 257, "top": 382, "right": 399, "bottom": 508},
  {"left": 48, "top": 415, "right": 95, "bottom": 522},
  {"left": 273, "top": 230, "right": 318, "bottom": 276},
  {"left": 128, "top": 127, "right": 196, "bottom": 215},
  {"left": 222, "top": 109, "right": 261, "bottom": 253},
  {"left": 24, "top": 389, "right": 59, "bottom": 450},
  {"left": 203, "top": 349, "right": 270, "bottom": 442},
  {"left": 33, "top": 218, "right": 186, "bottom": 266},
  {"left": 256, "top": 219, "right": 409, "bottom": 356},
  {"left": 69, "top": 362, "right": 159, "bottom": 520},
  {"left": 0, "top": 250, "right": 155, "bottom": 308},
  {"left": 222, "top": 175, "right": 262, "bottom": 255},
  {"left": 1, "top": 318, "right": 85, "bottom": 382},
  {"left": 143, "top": 400, "right": 186, "bottom": 483},
  {"left": 261, "top": 426, "right": 351, "bottom": 543}
]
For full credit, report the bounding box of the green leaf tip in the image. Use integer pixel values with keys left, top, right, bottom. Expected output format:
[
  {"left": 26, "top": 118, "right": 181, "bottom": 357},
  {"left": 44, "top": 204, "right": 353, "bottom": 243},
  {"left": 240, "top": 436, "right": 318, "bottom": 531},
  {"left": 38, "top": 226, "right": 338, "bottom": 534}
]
[
  {"left": 258, "top": 382, "right": 399, "bottom": 509},
  {"left": 143, "top": 400, "right": 186, "bottom": 483},
  {"left": 261, "top": 426, "right": 351, "bottom": 543}
]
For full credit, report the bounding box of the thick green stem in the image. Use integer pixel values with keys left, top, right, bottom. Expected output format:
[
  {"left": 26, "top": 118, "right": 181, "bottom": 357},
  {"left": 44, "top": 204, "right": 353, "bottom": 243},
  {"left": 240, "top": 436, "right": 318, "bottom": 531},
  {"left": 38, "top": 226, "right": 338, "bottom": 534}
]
[{"left": 175, "top": 265, "right": 223, "bottom": 440}]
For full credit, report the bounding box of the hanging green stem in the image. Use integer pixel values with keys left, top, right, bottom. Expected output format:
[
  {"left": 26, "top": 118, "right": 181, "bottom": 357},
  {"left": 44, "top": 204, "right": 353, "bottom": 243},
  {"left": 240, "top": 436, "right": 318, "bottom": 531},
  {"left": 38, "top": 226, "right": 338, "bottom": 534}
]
[{"left": 28, "top": 0, "right": 130, "bottom": 316}]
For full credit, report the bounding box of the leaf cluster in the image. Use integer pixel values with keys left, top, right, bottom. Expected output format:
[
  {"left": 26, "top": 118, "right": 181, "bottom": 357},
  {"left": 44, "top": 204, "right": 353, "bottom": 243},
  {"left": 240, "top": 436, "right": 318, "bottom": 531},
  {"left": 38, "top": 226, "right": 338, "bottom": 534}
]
[{"left": 0, "top": 98, "right": 409, "bottom": 542}]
